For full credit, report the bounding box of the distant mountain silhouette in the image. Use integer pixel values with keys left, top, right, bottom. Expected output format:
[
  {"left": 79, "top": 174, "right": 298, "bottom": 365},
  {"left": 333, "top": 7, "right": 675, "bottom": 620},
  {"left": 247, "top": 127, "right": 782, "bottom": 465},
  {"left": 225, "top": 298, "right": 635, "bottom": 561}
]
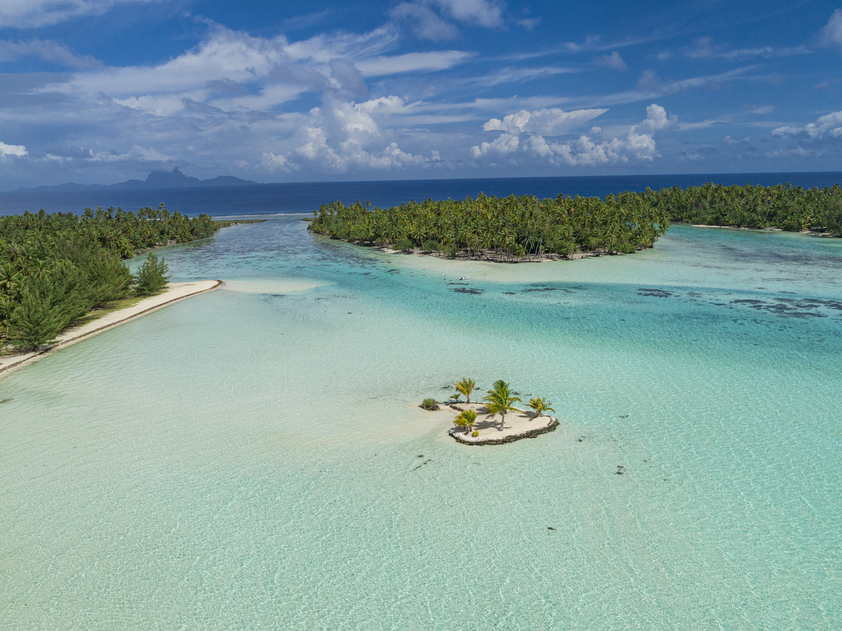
[{"left": 19, "top": 168, "right": 257, "bottom": 192}]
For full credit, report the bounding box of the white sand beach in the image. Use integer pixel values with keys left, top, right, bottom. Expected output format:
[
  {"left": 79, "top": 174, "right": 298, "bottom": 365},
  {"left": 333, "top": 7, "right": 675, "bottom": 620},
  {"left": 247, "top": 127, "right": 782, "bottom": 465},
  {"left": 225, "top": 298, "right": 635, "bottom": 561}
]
[
  {"left": 0, "top": 280, "right": 222, "bottom": 379},
  {"left": 433, "top": 401, "right": 559, "bottom": 444}
]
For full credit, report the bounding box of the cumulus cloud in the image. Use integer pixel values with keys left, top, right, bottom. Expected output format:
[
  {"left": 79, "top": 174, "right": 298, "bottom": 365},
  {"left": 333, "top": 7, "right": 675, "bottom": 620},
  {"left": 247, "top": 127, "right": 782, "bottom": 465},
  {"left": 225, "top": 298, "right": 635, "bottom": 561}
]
[
  {"left": 0, "top": 0, "right": 162, "bottom": 28},
  {"left": 820, "top": 9, "right": 842, "bottom": 47},
  {"left": 481, "top": 108, "right": 608, "bottom": 135},
  {"left": 472, "top": 104, "right": 673, "bottom": 166},
  {"left": 288, "top": 97, "right": 441, "bottom": 172},
  {"left": 471, "top": 133, "right": 519, "bottom": 158},
  {"left": 260, "top": 151, "right": 288, "bottom": 170},
  {"left": 773, "top": 111, "right": 842, "bottom": 139},
  {"left": 0, "top": 141, "right": 28, "bottom": 157},
  {"left": 595, "top": 51, "right": 627, "bottom": 71}
]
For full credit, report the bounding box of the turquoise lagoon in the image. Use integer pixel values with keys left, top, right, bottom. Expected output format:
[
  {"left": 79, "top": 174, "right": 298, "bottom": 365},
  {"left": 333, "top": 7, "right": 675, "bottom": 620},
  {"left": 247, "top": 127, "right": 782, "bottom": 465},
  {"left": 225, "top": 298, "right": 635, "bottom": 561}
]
[{"left": 1, "top": 218, "right": 840, "bottom": 628}]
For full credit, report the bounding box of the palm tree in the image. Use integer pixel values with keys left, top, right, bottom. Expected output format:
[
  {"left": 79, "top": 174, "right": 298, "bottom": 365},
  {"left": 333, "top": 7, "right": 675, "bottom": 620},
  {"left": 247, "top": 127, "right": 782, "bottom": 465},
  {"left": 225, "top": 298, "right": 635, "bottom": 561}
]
[
  {"left": 483, "top": 379, "right": 522, "bottom": 431},
  {"left": 528, "top": 397, "right": 555, "bottom": 420},
  {"left": 455, "top": 377, "right": 476, "bottom": 404},
  {"left": 454, "top": 409, "right": 477, "bottom": 434}
]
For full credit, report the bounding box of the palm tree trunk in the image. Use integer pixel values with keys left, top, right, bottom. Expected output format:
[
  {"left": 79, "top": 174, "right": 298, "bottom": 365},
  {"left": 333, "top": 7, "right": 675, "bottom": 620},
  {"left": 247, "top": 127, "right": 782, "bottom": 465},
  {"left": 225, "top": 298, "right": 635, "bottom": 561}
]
[{"left": 499, "top": 412, "right": 505, "bottom": 431}]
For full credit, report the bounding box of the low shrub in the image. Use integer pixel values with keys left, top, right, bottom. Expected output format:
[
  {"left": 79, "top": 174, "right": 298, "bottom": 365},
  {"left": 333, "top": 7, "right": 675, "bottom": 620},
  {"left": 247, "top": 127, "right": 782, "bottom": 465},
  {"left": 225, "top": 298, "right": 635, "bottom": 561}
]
[
  {"left": 421, "top": 239, "right": 438, "bottom": 252},
  {"left": 420, "top": 398, "right": 439, "bottom": 411},
  {"left": 393, "top": 238, "right": 415, "bottom": 252}
]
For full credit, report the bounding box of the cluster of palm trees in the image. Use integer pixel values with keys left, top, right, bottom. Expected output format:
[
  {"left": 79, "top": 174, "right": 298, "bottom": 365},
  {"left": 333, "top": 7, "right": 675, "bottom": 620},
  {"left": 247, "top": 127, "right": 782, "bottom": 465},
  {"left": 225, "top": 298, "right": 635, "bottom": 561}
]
[
  {"left": 309, "top": 183, "right": 842, "bottom": 262},
  {"left": 0, "top": 205, "right": 219, "bottom": 350},
  {"left": 452, "top": 378, "right": 555, "bottom": 434},
  {"left": 645, "top": 182, "right": 842, "bottom": 233},
  {"left": 309, "top": 192, "right": 671, "bottom": 261}
]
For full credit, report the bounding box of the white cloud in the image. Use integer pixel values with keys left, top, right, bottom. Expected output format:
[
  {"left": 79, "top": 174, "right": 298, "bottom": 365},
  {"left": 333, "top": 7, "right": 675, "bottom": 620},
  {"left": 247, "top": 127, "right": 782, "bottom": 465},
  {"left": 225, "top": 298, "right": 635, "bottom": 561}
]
[
  {"left": 89, "top": 144, "right": 176, "bottom": 164},
  {"left": 773, "top": 111, "right": 842, "bottom": 139},
  {"left": 471, "top": 132, "right": 519, "bottom": 158},
  {"left": 595, "top": 51, "right": 627, "bottom": 71},
  {"left": 0, "top": 0, "right": 161, "bottom": 28},
  {"left": 259, "top": 152, "right": 288, "bottom": 170},
  {"left": 639, "top": 103, "right": 671, "bottom": 132},
  {"left": 390, "top": 3, "right": 459, "bottom": 41},
  {"left": 0, "top": 39, "right": 100, "bottom": 69},
  {"left": 0, "top": 141, "right": 28, "bottom": 157},
  {"left": 820, "top": 9, "right": 842, "bottom": 47},
  {"left": 355, "top": 51, "right": 473, "bottom": 76},
  {"left": 473, "top": 104, "right": 672, "bottom": 166},
  {"left": 482, "top": 107, "right": 608, "bottom": 135},
  {"left": 433, "top": 0, "right": 503, "bottom": 28},
  {"left": 390, "top": 0, "right": 503, "bottom": 40}
]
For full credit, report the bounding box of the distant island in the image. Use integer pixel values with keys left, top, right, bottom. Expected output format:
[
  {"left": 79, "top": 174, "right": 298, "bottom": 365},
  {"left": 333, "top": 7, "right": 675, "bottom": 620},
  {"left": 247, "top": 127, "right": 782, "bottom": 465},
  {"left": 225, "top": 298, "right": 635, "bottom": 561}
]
[{"left": 17, "top": 168, "right": 257, "bottom": 192}]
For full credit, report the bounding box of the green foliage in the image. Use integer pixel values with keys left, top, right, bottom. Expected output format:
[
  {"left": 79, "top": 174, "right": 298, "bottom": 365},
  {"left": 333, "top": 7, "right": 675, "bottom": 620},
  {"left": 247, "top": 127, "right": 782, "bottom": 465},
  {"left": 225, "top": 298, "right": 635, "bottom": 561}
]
[
  {"left": 132, "top": 253, "right": 171, "bottom": 296},
  {"left": 821, "top": 196, "right": 842, "bottom": 236},
  {"left": 393, "top": 237, "right": 415, "bottom": 252},
  {"left": 0, "top": 204, "right": 219, "bottom": 350},
  {"left": 8, "top": 275, "right": 65, "bottom": 350},
  {"left": 655, "top": 182, "right": 842, "bottom": 232},
  {"left": 309, "top": 184, "right": 842, "bottom": 263},
  {"left": 421, "top": 398, "right": 439, "bottom": 411},
  {"left": 309, "top": 192, "right": 671, "bottom": 260},
  {"left": 455, "top": 377, "right": 476, "bottom": 404},
  {"left": 454, "top": 408, "right": 477, "bottom": 434},
  {"left": 528, "top": 397, "right": 555, "bottom": 419},
  {"left": 483, "top": 379, "right": 522, "bottom": 431},
  {"left": 421, "top": 239, "right": 438, "bottom": 252}
]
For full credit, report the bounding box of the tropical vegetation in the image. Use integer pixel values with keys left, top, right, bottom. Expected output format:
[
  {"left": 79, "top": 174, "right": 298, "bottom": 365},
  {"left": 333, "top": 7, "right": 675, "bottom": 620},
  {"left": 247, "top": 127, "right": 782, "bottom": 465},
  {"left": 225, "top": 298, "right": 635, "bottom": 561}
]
[
  {"left": 310, "top": 192, "right": 671, "bottom": 261},
  {"left": 453, "top": 408, "right": 477, "bottom": 434},
  {"left": 0, "top": 204, "right": 219, "bottom": 351},
  {"left": 455, "top": 377, "right": 476, "bottom": 404},
  {"left": 528, "top": 397, "right": 555, "bottom": 420},
  {"left": 653, "top": 182, "right": 842, "bottom": 232},
  {"left": 309, "top": 183, "right": 842, "bottom": 263},
  {"left": 483, "top": 379, "right": 522, "bottom": 432},
  {"left": 421, "top": 398, "right": 439, "bottom": 411},
  {"left": 133, "top": 252, "right": 171, "bottom": 296}
]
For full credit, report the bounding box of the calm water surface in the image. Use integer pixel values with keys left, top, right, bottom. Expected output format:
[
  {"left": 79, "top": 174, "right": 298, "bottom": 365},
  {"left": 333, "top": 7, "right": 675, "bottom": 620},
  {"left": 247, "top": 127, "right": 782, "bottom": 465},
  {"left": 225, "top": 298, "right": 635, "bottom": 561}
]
[{"left": 1, "top": 219, "right": 840, "bottom": 628}]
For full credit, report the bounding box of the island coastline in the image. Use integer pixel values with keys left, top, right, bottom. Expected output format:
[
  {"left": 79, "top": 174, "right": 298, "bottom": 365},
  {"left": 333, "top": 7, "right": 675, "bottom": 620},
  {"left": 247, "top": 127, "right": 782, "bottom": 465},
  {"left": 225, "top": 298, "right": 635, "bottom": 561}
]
[
  {"left": 438, "top": 401, "right": 560, "bottom": 445},
  {"left": 0, "top": 279, "right": 222, "bottom": 380}
]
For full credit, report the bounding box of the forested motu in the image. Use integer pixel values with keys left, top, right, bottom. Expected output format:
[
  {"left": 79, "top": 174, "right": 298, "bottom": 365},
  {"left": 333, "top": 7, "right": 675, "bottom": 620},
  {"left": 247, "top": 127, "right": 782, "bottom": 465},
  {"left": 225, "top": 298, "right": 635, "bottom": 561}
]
[
  {"left": 309, "top": 183, "right": 842, "bottom": 261},
  {"left": 0, "top": 204, "right": 217, "bottom": 350}
]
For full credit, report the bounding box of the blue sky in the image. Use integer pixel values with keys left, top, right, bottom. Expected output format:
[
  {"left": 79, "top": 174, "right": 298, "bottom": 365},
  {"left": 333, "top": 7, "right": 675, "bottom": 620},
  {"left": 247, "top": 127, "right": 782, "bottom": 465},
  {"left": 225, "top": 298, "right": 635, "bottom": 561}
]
[{"left": 1, "top": 0, "right": 841, "bottom": 188}]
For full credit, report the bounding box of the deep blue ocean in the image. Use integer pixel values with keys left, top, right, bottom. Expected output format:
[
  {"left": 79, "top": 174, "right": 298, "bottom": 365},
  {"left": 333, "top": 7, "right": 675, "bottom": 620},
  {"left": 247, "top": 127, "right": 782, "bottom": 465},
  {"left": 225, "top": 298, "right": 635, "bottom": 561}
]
[{"left": 2, "top": 172, "right": 841, "bottom": 218}]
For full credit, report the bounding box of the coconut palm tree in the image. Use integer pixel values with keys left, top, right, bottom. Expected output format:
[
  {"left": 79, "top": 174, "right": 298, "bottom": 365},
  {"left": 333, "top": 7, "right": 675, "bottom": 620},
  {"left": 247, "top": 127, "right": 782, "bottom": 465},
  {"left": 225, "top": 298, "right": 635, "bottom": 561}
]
[
  {"left": 455, "top": 377, "right": 476, "bottom": 404},
  {"left": 483, "top": 379, "right": 522, "bottom": 432},
  {"left": 454, "top": 409, "right": 477, "bottom": 434},
  {"left": 528, "top": 397, "right": 555, "bottom": 420}
]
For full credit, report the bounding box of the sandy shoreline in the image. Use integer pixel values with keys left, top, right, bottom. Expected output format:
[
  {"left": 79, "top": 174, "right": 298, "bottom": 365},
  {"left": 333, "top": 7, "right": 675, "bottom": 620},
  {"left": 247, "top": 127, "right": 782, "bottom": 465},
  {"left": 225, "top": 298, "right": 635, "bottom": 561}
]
[
  {"left": 429, "top": 401, "right": 559, "bottom": 445},
  {"left": 0, "top": 280, "right": 222, "bottom": 380}
]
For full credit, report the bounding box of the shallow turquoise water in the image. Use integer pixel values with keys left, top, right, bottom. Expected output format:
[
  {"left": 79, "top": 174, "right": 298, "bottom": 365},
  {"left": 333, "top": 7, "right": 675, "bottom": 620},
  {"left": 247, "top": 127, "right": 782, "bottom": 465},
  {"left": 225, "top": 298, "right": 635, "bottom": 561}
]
[{"left": 1, "top": 219, "right": 841, "bottom": 628}]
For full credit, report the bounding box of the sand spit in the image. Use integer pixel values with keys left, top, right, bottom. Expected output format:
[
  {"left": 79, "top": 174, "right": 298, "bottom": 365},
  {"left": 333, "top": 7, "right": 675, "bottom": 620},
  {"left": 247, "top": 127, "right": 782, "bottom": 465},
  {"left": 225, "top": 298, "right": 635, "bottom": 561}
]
[
  {"left": 437, "top": 401, "right": 559, "bottom": 445},
  {"left": 0, "top": 280, "right": 222, "bottom": 380}
]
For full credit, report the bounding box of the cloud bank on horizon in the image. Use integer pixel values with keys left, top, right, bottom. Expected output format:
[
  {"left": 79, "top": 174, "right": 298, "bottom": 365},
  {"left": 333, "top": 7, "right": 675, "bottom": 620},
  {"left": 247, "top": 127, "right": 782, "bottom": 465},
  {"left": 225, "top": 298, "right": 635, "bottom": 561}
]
[{"left": 1, "top": 0, "right": 842, "bottom": 188}]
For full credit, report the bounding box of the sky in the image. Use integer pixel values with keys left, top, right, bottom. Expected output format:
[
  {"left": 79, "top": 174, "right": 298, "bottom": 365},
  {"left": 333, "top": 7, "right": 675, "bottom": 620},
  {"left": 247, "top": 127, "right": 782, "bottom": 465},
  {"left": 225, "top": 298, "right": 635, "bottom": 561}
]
[{"left": 1, "top": 0, "right": 842, "bottom": 188}]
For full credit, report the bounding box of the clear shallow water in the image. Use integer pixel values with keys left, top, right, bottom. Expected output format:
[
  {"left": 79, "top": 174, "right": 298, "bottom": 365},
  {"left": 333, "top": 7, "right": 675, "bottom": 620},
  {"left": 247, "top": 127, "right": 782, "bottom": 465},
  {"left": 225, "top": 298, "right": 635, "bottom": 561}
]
[{"left": 1, "top": 220, "right": 841, "bottom": 628}]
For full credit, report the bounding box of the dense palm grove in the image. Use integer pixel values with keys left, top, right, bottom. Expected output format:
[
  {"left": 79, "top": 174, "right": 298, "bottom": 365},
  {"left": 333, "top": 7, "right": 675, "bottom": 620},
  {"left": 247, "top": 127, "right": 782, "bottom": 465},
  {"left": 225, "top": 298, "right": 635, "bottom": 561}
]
[
  {"left": 309, "top": 192, "right": 671, "bottom": 260},
  {"left": 309, "top": 184, "right": 842, "bottom": 260},
  {"left": 0, "top": 204, "right": 216, "bottom": 350},
  {"left": 653, "top": 182, "right": 842, "bottom": 232}
]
